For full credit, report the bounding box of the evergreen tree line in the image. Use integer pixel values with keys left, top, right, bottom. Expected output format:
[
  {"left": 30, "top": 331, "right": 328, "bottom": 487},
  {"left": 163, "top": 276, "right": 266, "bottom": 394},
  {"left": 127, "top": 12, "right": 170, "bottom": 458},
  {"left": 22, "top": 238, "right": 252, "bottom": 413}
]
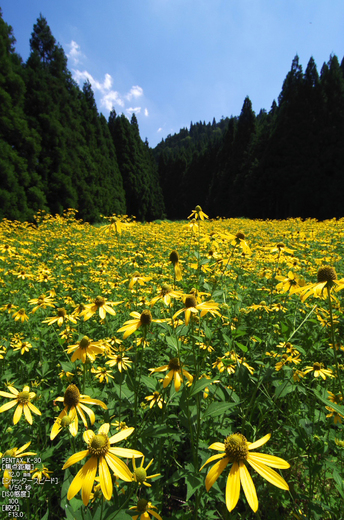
[
  {"left": 155, "top": 54, "right": 344, "bottom": 220},
  {"left": 1, "top": 10, "right": 344, "bottom": 222},
  {"left": 0, "top": 11, "right": 165, "bottom": 222}
]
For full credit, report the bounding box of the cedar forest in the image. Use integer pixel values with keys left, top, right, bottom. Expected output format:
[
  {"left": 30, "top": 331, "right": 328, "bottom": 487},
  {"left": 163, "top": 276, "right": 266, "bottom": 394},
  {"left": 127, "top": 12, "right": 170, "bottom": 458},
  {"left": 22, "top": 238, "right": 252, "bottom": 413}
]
[{"left": 2, "top": 11, "right": 344, "bottom": 223}]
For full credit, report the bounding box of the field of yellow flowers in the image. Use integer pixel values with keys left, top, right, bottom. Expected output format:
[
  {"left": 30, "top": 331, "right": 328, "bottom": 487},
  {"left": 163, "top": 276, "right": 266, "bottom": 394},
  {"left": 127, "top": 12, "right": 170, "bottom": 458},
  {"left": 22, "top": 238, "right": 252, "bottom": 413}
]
[{"left": 0, "top": 207, "right": 343, "bottom": 520}]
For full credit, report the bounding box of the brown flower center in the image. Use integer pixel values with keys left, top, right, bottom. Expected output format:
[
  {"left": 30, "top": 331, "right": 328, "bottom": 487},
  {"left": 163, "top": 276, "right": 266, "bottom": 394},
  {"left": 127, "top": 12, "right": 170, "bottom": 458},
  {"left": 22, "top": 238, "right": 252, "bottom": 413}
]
[
  {"left": 63, "top": 384, "right": 80, "bottom": 407},
  {"left": 140, "top": 309, "right": 152, "bottom": 325},
  {"left": 94, "top": 296, "right": 105, "bottom": 307},
  {"left": 136, "top": 499, "right": 148, "bottom": 512},
  {"left": 185, "top": 296, "right": 197, "bottom": 308},
  {"left": 161, "top": 284, "right": 171, "bottom": 295},
  {"left": 168, "top": 357, "right": 181, "bottom": 371},
  {"left": 317, "top": 266, "right": 337, "bottom": 283},
  {"left": 58, "top": 308, "right": 67, "bottom": 317},
  {"left": 313, "top": 362, "right": 322, "bottom": 371},
  {"left": 236, "top": 232, "right": 245, "bottom": 240},
  {"left": 224, "top": 433, "right": 248, "bottom": 462},
  {"left": 79, "top": 336, "right": 91, "bottom": 349},
  {"left": 276, "top": 243, "right": 285, "bottom": 249},
  {"left": 169, "top": 250, "right": 179, "bottom": 265},
  {"left": 88, "top": 434, "right": 110, "bottom": 457}
]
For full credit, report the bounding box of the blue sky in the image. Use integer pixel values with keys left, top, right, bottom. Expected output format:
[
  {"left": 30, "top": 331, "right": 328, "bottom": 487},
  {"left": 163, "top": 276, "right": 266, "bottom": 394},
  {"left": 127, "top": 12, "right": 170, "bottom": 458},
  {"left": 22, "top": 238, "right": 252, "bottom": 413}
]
[{"left": 2, "top": 0, "right": 344, "bottom": 147}]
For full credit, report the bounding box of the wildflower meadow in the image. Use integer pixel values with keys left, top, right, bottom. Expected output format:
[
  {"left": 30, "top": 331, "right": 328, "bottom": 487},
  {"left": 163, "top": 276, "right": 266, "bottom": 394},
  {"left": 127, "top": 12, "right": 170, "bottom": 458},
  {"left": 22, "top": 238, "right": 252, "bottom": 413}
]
[{"left": 0, "top": 207, "right": 343, "bottom": 520}]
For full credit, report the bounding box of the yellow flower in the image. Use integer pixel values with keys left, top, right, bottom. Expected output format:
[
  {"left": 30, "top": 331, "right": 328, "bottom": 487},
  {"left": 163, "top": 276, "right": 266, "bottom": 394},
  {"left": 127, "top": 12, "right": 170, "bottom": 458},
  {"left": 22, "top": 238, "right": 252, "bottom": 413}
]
[
  {"left": 303, "top": 362, "right": 334, "bottom": 380},
  {"left": 270, "top": 243, "right": 294, "bottom": 255},
  {"left": 132, "top": 456, "right": 160, "bottom": 487},
  {"left": 91, "top": 366, "right": 114, "bottom": 383},
  {"left": 188, "top": 205, "right": 209, "bottom": 221},
  {"left": 275, "top": 271, "right": 305, "bottom": 295},
  {"left": 66, "top": 336, "right": 106, "bottom": 363},
  {"left": 149, "top": 357, "right": 193, "bottom": 392},
  {"left": 130, "top": 498, "right": 163, "bottom": 520},
  {"left": 117, "top": 309, "right": 164, "bottom": 339},
  {"left": 129, "top": 272, "right": 152, "bottom": 290},
  {"left": 200, "top": 432, "right": 289, "bottom": 513},
  {"left": 12, "top": 308, "right": 29, "bottom": 322},
  {"left": 51, "top": 384, "right": 107, "bottom": 438},
  {"left": 42, "top": 308, "right": 77, "bottom": 327},
  {"left": 1, "top": 442, "right": 37, "bottom": 489},
  {"left": 50, "top": 408, "right": 78, "bottom": 440},
  {"left": 62, "top": 423, "right": 143, "bottom": 506},
  {"left": 30, "top": 464, "right": 53, "bottom": 482},
  {"left": 297, "top": 266, "right": 344, "bottom": 301},
  {"left": 150, "top": 284, "right": 183, "bottom": 306},
  {"left": 106, "top": 354, "right": 132, "bottom": 372},
  {"left": 145, "top": 391, "right": 165, "bottom": 409},
  {"left": 28, "top": 294, "right": 56, "bottom": 313},
  {"left": 0, "top": 384, "right": 41, "bottom": 424},
  {"left": 80, "top": 296, "right": 122, "bottom": 321},
  {"left": 169, "top": 250, "right": 182, "bottom": 281},
  {"left": 11, "top": 340, "right": 33, "bottom": 355},
  {"left": 173, "top": 294, "right": 221, "bottom": 325}
]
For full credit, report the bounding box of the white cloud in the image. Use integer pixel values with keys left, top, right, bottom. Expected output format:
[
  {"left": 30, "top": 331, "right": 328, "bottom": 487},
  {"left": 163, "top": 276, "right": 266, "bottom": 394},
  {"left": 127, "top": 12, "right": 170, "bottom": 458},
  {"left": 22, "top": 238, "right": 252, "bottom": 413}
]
[
  {"left": 157, "top": 127, "right": 163, "bottom": 133},
  {"left": 66, "top": 40, "right": 84, "bottom": 65},
  {"left": 144, "top": 108, "right": 149, "bottom": 117},
  {"left": 70, "top": 47, "right": 145, "bottom": 114},
  {"left": 126, "top": 86, "right": 144, "bottom": 101},
  {"left": 126, "top": 107, "right": 142, "bottom": 115}
]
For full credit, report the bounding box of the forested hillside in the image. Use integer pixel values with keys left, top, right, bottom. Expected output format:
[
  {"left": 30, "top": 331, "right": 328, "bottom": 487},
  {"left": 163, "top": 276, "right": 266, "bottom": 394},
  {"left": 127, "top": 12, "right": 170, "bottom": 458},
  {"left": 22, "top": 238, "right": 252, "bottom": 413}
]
[{"left": 1, "top": 9, "right": 344, "bottom": 222}]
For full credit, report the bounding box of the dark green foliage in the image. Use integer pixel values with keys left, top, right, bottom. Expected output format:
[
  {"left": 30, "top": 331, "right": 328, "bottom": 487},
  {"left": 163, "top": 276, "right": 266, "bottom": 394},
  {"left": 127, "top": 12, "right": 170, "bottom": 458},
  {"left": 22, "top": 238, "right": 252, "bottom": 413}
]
[{"left": 108, "top": 111, "right": 165, "bottom": 220}]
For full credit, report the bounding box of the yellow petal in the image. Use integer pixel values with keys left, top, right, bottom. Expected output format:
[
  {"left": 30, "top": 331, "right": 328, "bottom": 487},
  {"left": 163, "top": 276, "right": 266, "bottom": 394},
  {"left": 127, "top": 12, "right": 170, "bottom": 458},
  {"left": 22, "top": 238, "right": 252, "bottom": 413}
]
[
  {"left": 247, "top": 433, "right": 271, "bottom": 451},
  {"left": 109, "top": 426, "right": 134, "bottom": 445},
  {"left": 163, "top": 370, "right": 174, "bottom": 388},
  {"left": 105, "top": 452, "right": 133, "bottom": 482},
  {"left": 13, "top": 404, "right": 23, "bottom": 424},
  {"left": 23, "top": 404, "right": 33, "bottom": 424},
  {"left": 99, "top": 423, "right": 110, "bottom": 435},
  {"left": 83, "top": 430, "right": 95, "bottom": 444},
  {"left": 0, "top": 399, "right": 18, "bottom": 413},
  {"left": 239, "top": 461, "right": 258, "bottom": 512},
  {"left": 28, "top": 402, "right": 41, "bottom": 416},
  {"left": 110, "top": 447, "right": 143, "bottom": 459},
  {"left": 78, "top": 403, "right": 95, "bottom": 424},
  {"left": 226, "top": 461, "right": 240, "bottom": 512},
  {"left": 247, "top": 452, "right": 290, "bottom": 469},
  {"left": 174, "top": 371, "right": 182, "bottom": 392},
  {"left": 7, "top": 386, "right": 19, "bottom": 396},
  {"left": 62, "top": 450, "right": 89, "bottom": 470},
  {"left": 208, "top": 442, "right": 226, "bottom": 451},
  {"left": 247, "top": 457, "right": 289, "bottom": 490},
  {"left": 67, "top": 456, "right": 97, "bottom": 505},
  {"left": 0, "top": 391, "right": 20, "bottom": 398},
  {"left": 205, "top": 456, "right": 230, "bottom": 491},
  {"left": 149, "top": 510, "right": 163, "bottom": 520},
  {"left": 200, "top": 453, "right": 226, "bottom": 471},
  {"left": 99, "top": 456, "right": 112, "bottom": 500}
]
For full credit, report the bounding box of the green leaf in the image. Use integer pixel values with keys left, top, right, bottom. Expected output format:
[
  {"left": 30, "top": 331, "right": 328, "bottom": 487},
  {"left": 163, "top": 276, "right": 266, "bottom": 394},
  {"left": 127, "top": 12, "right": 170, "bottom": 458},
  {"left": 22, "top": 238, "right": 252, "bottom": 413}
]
[
  {"left": 274, "top": 381, "right": 294, "bottom": 399},
  {"left": 202, "top": 401, "right": 235, "bottom": 419},
  {"left": 235, "top": 341, "right": 248, "bottom": 353},
  {"left": 166, "top": 335, "right": 179, "bottom": 351},
  {"left": 40, "top": 510, "right": 49, "bottom": 520},
  {"left": 185, "top": 471, "right": 203, "bottom": 501},
  {"left": 189, "top": 377, "right": 217, "bottom": 398}
]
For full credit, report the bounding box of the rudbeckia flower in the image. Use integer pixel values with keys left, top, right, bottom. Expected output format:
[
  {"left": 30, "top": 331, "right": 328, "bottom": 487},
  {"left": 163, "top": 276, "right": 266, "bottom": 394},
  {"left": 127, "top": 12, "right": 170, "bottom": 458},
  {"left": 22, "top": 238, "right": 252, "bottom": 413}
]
[
  {"left": 129, "top": 499, "right": 163, "bottom": 520},
  {"left": 0, "top": 384, "right": 41, "bottom": 424},
  {"left": 62, "top": 423, "right": 143, "bottom": 506},
  {"left": 66, "top": 336, "right": 106, "bottom": 363},
  {"left": 275, "top": 271, "right": 305, "bottom": 295},
  {"left": 302, "top": 362, "right": 334, "bottom": 380},
  {"left": 117, "top": 310, "right": 165, "bottom": 339},
  {"left": 42, "top": 307, "right": 77, "bottom": 327},
  {"left": 200, "top": 432, "right": 289, "bottom": 513},
  {"left": 169, "top": 250, "right": 182, "bottom": 281},
  {"left": 12, "top": 308, "right": 29, "bottom": 322},
  {"left": 80, "top": 296, "right": 122, "bottom": 321},
  {"left": 173, "top": 294, "right": 221, "bottom": 325},
  {"left": 150, "top": 284, "right": 183, "bottom": 306},
  {"left": 51, "top": 384, "right": 107, "bottom": 438},
  {"left": 0, "top": 442, "right": 37, "bottom": 489},
  {"left": 132, "top": 456, "right": 160, "bottom": 487},
  {"left": 188, "top": 205, "right": 209, "bottom": 221},
  {"left": 296, "top": 266, "right": 344, "bottom": 301},
  {"left": 50, "top": 408, "right": 77, "bottom": 440},
  {"left": 106, "top": 354, "right": 132, "bottom": 372},
  {"left": 149, "top": 357, "right": 193, "bottom": 392}
]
